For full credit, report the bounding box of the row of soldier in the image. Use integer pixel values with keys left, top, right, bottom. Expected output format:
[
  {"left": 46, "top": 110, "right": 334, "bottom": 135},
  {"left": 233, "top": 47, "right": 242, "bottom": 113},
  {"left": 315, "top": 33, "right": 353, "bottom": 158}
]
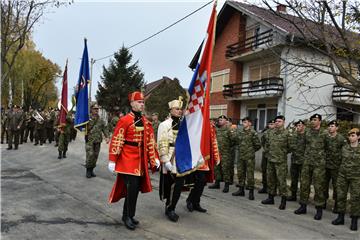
[{"left": 208, "top": 113, "right": 359, "bottom": 231}]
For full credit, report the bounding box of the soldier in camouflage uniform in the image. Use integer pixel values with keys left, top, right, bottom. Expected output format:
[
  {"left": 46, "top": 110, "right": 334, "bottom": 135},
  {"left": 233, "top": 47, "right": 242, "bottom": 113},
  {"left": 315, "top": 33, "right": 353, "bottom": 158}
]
[
  {"left": 46, "top": 107, "right": 56, "bottom": 143},
  {"left": 24, "top": 106, "right": 35, "bottom": 143},
  {"left": 324, "top": 120, "right": 346, "bottom": 212},
  {"left": 85, "top": 103, "right": 110, "bottom": 178},
  {"left": 259, "top": 119, "right": 275, "bottom": 194},
  {"left": 261, "top": 115, "right": 290, "bottom": 209},
  {"left": 208, "top": 115, "right": 236, "bottom": 193},
  {"left": 57, "top": 111, "right": 72, "bottom": 159},
  {"left": 19, "top": 107, "right": 26, "bottom": 144},
  {"left": 287, "top": 120, "right": 306, "bottom": 201},
  {"left": 34, "top": 108, "right": 46, "bottom": 146},
  {"left": 1, "top": 107, "right": 8, "bottom": 144},
  {"left": 332, "top": 128, "right": 360, "bottom": 231},
  {"left": 6, "top": 105, "right": 24, "bottom": 150},
  {"left": 232, "top": 117, "right": 261, "bottom": 200},
  {"left": 294, "top": 114, "right": 327, "bottom": 220}
]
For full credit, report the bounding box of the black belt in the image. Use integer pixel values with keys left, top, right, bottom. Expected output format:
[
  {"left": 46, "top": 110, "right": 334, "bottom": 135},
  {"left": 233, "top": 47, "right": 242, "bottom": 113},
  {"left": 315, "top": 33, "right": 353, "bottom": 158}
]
[
  {"left": 124, "top": 140, "right": 142, "bottom": 147},
  {"left": 169, "top": 143, "right": 175, "bottom": 147}
]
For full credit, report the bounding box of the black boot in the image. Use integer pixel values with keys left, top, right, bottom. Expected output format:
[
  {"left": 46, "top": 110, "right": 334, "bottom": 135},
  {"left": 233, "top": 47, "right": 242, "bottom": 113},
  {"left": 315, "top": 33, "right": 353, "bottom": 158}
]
[
  {"left": 222, "top": 182, "right": 230, "bottom": 193},
  {"left": 86, "top": 168, "right": 92, "bottom": 178},
  {"left": 314, "top": 206, "right": 323, "bottom": 220},
  {"left": 193, "top": 204, "right": 207, "bottom": 213},
  {"left": 122, "top": 216, "right": 135, "bottom": 230},
  {"left": 350, "top": 216, "right": 358, "bottom": 231},
  {"left": 286, "top": 192, "right": 297, "bottom": 201},
  {"left": 186, "top": 200, "right": 193, "bottom": 212},
  {"left": 294, "top": 204, "right": 307, "bottom": 214},
  {"left": 232, "top": 186, "right": 245, "bottom": 196},
  {"left": 90, "top": 168, "right": 96, "bottom": 177},
  {"left": 208, "top": 180, "right": 220, "bottom": 189},
  {"left": 62, "top": 151, "right": 67, "bottom": 158},
  {"left": 58, "top": 151, "right": 62, "bottom": 159},
  {"left": 165, "top": 207, "right": 179, "bottom": 222},
  {"left": 6, "top": 146, "right": 12, "bottom": 150},
  {"left": 261, "top": 194, "right": 274, "bottom": 204},
  {"left": 258, "top": 186, "right": 267, "bottom": 194},
  {"left": 248, "top": 189, "right": 254, "bottom": 200},
  {"left": 331, "top": 213, "right": 345, "bottom": 225},
  {"left": 279, "top": 196, "right": 286, "bottom": 210}
]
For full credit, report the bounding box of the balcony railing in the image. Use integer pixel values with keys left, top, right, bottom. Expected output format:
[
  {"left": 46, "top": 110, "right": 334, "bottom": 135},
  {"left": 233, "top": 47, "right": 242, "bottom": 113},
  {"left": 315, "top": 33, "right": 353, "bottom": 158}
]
[
  {"left": 332, "top": 86, "right": 360, "bottom": 105},
  {"left": 223, "top": 77, "right": 283, "bottom": 99},
  {"left": 226, "top": 29, "right": 274, "bottom": 58}
]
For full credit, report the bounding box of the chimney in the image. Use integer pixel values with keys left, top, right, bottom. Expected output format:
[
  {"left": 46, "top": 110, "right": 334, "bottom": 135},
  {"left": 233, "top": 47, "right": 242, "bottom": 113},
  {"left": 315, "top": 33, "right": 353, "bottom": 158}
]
[{"left": 276, "top": 4, "right": 286, "bottom": 13}]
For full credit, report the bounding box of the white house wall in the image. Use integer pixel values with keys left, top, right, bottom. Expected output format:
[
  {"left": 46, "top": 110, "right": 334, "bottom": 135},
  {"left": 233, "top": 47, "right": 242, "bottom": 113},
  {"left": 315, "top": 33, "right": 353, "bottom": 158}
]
[{"left": 280, "top": 47, "right": 336, "bottom": 123}]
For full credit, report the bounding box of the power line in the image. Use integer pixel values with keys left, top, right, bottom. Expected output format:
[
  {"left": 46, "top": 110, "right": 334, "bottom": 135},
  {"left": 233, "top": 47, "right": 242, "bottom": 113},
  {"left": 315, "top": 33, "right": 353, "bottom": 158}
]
[{"left": 94, "top": 0, "right": 213, "bottom": 62}]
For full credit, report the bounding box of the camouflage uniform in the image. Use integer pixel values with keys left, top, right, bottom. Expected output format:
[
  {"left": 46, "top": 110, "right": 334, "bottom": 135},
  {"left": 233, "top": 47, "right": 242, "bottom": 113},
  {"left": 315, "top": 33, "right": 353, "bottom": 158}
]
[
  {"left": 34, "top": 111, "right": 46, "bottom": 145},
  {"left": 236, "top": 128, "right": 261, "bottom": 190},
  {"left": 6, "top": 108, "right": 24, "bottom": 149},
  {"left": 289, "top": 131, "right": 306, "bottom": 196},
  {"left": 24, "top": 110, "right": 35, "bottom": 143},
  {"left": 267, "top": 128, "right": 290, "bottom": 197},
  {"left": 1, "top": 109, "right": 8, "bottom": 144},
  {"left": 336, "top": 144, "right": 360, "bottom": 217},
  {"left": 46, "top": 109, "right": 56, "bottom": 143},
  {"left": 299, "top": 128, "right": 327, "bottom": 207},
  {"left": 85, "top": 113, "right": 109, "bottom": 169},
  {"left": 324, "top": 133, "right": 346, "bottom": 208},
  {"left": 58, "top": 112, "right": 72, "bottom": 159},
  {"left": 215, "top": 126, "right": 235, "bottom": 184},
  {"left": 260, "top": 129, "right": 272, "bottom": 190}
]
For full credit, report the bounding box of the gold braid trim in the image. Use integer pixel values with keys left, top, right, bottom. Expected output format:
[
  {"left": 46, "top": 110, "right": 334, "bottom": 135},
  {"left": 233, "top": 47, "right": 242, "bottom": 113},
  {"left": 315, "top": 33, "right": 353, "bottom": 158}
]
[{"left": 110, "top": 128, "right": 125, "bottom": 155}]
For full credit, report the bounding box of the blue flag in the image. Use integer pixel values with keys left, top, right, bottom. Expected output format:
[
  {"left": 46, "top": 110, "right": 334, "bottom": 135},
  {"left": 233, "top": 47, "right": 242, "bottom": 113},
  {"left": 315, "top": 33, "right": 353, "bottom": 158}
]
[{"left": 74, "top": 39, "right": 90, "bottom": 130}]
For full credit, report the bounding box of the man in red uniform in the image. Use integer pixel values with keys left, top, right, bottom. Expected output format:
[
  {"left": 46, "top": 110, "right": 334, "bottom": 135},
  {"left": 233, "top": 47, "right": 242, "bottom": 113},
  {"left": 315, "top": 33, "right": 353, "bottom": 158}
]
[{"left": 107, "top": 91, "right": 160, "bottom": 230}]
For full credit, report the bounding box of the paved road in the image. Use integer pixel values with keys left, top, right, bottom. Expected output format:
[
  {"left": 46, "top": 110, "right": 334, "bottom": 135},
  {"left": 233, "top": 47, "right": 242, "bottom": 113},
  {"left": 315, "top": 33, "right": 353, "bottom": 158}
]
[{"left": 1, "top": 138, "right": 359, "bottom": 240}]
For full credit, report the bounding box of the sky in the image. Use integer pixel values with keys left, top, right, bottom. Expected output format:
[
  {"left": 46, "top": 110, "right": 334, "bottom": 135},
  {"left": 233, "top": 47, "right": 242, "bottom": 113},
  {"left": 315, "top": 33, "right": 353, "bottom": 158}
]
[{"left": 33, "top": 0, "right": 227, "bottom": 103}]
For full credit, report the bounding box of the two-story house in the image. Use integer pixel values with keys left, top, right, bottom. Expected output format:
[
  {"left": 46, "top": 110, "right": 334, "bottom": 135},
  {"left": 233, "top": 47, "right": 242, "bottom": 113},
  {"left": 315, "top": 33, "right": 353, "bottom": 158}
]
[{"left": 210, "top": 1, "right": 360, "bottom": 131}]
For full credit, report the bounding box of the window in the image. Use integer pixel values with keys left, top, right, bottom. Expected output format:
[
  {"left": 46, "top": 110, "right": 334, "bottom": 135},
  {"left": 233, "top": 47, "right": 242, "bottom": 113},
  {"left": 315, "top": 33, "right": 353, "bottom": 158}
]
[
  {"left": 210, "top": 105, "right": 227, "bottom": 119},
  {"left": 247, "top": 108, "right": 278, "bottom": 131},
  {"left": 249, "top": 60, "right": 280, "bottom": 81},
  {"left": 211, "top": 70, "right": 230, "bottom": 92}
]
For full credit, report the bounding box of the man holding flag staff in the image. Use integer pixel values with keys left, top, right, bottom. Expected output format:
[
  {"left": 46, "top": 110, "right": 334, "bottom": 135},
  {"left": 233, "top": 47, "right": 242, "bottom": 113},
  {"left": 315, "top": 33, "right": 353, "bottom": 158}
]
[
  {"left": 107, "top": 91, "right": 160, "bottom": 230},
  {"left": 158, "top": 97, "right": 186, "bottom": 222}
]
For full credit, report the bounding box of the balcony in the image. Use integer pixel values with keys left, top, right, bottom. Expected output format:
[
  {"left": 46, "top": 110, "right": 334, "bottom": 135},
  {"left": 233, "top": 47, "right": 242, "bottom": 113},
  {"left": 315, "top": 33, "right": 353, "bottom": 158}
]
[
  {"left": 332, "top": 86, "right": 360, "bottom": 106},
  {"left": 226, "top": 29, "right": 274, "bottom": 59},
  {"left": 223, "top": 77, "right": 283, "bottom": 100}
]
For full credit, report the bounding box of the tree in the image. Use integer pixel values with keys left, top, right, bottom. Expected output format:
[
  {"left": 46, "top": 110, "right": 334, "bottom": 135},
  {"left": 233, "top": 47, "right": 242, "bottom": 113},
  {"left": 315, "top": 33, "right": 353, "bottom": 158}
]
[
  {"left": 96, "top": 46, "right": 145, "bottom": 113},
  {"left": 145, "top": 78, "right": 187, "bottom": 121},
  {"left": 1, "top": 0, "right": 70, "bottom": 99},
  {"left": 263, "top": 0, "right": 360, "bottom": 93},
  {"left": 1, "top": 40, "right": 61, "bottom": 110}
]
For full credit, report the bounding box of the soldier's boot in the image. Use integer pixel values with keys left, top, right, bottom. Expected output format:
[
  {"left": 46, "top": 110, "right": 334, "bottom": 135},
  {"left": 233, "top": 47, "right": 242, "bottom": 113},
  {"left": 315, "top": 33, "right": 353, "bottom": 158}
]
[
  {"left": 294, "top": 204, "right": 307, "bottom": 214},
  {"left": 279, "top": 196, "right": 286, "bottom": 210},
  {"left": 86, "top": 168, "right": 92, "bottom": 178},
  {"left": 6, "top": 145, "right": 12, "bottom": 150},
  {"left": 232, "top": 187, "right": 245, "bottom": 196},
  {"left": 331, "top": 213, "right": 345, "bottom": 225},
  {"left": 261, "top": 194, "right": 274, "bottom": 205},
  {"left": 314, "top": 206, "right": 323, "bottom": 220},
  {"left": 286, "top": 192, "right": 297, "bottom": 201},
  {"left": 258, "top": 185, "right": 267, "bottom": 194},
  {"left": 350, "top": 216, "right": 358, "bottom": 231},
  {"left": 58, "top": 151, "right": 62, "bottom": 159},
  {"left": 90, "top": 168, "right": 96, "bottom": 177},
  {"left": 248, "top": 189, "right": 254, "bottom": 200},
  {"left": 222, "top": 182, "right": 230, "bottom": 193},
  {"left": 62, "top": 151, "right": 67, "bottom": 158},
  {"left": 208, "top": 180, "right": 220, "bottom": 189}
]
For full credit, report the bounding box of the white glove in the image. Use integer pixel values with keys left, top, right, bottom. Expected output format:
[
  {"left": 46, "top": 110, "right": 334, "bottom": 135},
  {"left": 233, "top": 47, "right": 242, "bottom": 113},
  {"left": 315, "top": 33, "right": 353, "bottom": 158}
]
[
  {"left": 108, "top": 162, "right": 115, "bottom": 173},
  {"left": 155, "top": 159, "right": 161, "bottom": 169},
  {"left": 164, "top": 162, "right": 173, "bottom": 172}
]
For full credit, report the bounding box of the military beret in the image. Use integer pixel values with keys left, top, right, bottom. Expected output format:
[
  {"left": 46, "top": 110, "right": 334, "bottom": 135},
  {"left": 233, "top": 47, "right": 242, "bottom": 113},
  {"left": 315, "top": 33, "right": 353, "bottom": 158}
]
[
  {"left": 242, "top": 117, "right": 252, "bottom": 122},
  {"left": 218, "top": 115, "right": 228, "bottom": 120},
  {"left": 310, "top": 113, "right": 322, "bottom": 121},
  {"left": 274, "top": 115, "right": 285, "bottom": 121},
  {"left": 13, "top": 104, "right": 19, "bottom": 108},
  {"left": 348, "top": 128, "right": 360, "bottom": 135},
  {"left": 328, "top": 120, "right": 338, "bottom": 126},
  {"left": 294, "top": 120, "right": 305, "bottom": 126},
  {"left": 268, "top": 119, "right": 275, "bottom": 124}
]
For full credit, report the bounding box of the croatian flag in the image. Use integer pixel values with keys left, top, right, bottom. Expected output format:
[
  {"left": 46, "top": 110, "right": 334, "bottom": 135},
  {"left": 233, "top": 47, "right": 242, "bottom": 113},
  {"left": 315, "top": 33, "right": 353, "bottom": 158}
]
[{"left": 175, "top": 2, "right": 217, "bottom": 174}]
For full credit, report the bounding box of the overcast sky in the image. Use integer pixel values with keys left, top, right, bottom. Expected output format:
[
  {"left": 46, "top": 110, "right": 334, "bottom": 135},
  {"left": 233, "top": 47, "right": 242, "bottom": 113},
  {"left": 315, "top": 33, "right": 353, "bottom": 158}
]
[{"left": 33, "top": 0, "right": 228, "bottom": 102}]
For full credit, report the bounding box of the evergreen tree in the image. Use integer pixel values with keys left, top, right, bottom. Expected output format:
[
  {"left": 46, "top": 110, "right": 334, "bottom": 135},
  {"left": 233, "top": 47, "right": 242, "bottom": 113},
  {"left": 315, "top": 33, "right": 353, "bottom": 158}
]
[{"left": 96, "top": 46, "right": 144, "bottom": 113}]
